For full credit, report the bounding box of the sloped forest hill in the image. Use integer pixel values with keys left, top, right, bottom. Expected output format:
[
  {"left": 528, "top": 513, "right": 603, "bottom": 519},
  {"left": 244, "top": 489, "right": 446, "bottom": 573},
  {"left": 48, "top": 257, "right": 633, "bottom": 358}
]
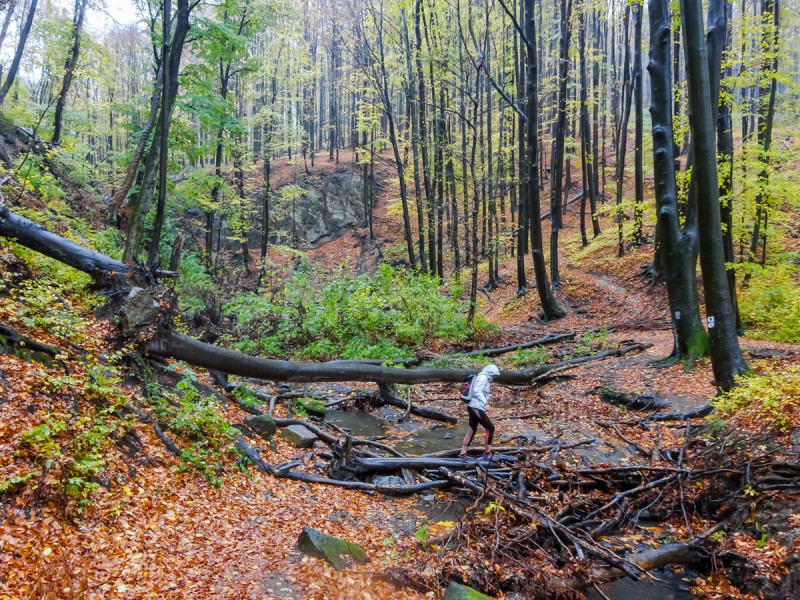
[{"left": 2, "top": 117, "right": 800, "bottom": 600}]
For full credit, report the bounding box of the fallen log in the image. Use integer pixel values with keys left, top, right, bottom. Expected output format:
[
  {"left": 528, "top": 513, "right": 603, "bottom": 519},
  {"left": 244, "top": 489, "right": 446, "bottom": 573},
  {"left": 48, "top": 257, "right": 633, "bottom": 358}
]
[
  {"left": 0, "top": 323, "right": 66, "bottom": 366},
  {"left": 275, "top": 469, "right": 449, "bottom": 495},
  {"left": 342, "top": 456, "right": 496, "bottom": 475},
  {"left": 2, "top": 214, "right": 650, "bottom": 388},
  {"left": 0, "top": 205, "right": 176, "bottom": 282},
  {"left": 378, "top": 382, "right": 456, "bottom": 424},
  {"left": 147, "top": 332, "right": 651, "bottom": 386},
  {"left": 454, "top": 331, "right": 576, "bottom": 358}
]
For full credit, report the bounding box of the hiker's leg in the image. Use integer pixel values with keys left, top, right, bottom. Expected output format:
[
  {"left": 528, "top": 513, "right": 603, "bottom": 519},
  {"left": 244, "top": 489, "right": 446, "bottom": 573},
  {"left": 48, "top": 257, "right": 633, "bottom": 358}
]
[
  {"left": 460, "top": 408, "right": 479, "bottom": 456},
  {"left": 475, "top": 410, "right": 495, "bottom": 451}
]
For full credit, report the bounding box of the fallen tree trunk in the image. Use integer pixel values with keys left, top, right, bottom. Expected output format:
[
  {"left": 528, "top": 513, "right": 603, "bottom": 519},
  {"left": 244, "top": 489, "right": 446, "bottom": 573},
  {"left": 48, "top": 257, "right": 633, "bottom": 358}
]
[
  {"left": 0, "top": 323, "right": 65, "bottom": 366},
  {"left": 2, "top": 215, "right": 649, "bottom": 387},
  {"left": 147, "top": 331, "right": 650, "bottom": 386},
  {"left": 0, "top": 205, "right": 176, "bottom": 281},
  {"left": 454, "top": 331, "right": 576, "bottom": 358},
  {"left": 378, "top": 382, "right": 456, "bottom": 424}
]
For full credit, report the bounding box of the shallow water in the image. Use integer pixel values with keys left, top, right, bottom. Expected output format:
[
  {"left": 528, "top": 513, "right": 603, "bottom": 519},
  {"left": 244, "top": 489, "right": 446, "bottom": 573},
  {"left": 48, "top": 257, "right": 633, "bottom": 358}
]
[
  {"left": 394, "top": 422, "right": 471, "bottom": 455},
  {"left": 585, "top": 568, "right": 693, "bottom": 600},
  {"left": 324, "top": 409, "right": 387, "bottom": 437}
]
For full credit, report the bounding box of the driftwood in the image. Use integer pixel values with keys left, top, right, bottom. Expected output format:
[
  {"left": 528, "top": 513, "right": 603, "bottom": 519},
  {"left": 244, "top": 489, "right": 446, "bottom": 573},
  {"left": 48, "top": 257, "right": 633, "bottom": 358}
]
[
  {"left": 0, "top": 205, "right": 176, "bottom": 282},
  {"left": 377, "top": 382, "right": 457, "bottom": 424},
  {"left": 593, "top": 386, "right": 670, "bottom": 411},
  {"left": 454, "top": 331, "right": 576, "bottom": 358}
]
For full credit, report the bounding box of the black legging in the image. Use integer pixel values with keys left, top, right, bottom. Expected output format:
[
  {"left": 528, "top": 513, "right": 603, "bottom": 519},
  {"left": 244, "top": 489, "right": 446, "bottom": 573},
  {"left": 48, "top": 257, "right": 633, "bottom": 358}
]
[{"left": 464, "top": 407, "right": 494, "bottom": 446}]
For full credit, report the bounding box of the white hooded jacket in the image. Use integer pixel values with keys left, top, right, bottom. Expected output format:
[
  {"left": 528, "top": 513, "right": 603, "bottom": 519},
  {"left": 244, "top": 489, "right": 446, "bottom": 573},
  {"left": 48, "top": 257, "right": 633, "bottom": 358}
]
[{"left": 467, "top": 365, "right": 500, "bottom": 412}]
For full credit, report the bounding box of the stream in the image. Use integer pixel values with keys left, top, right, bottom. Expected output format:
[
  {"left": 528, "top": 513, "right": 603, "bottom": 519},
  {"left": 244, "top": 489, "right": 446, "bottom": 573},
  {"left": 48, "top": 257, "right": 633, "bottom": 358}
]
[{"left": 323, "top": 408, "right": 696, "bottom": 599}]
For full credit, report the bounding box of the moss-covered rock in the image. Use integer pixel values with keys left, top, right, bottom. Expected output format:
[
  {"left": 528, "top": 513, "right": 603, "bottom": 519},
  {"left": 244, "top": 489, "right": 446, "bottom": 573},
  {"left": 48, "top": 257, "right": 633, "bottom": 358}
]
[
  {"left": 297, "top": 526, "right": 368, "bottom": 570},
  {"left": 290, "top": 397, "right": 327, "bottom": 418},
  {"left": 443, "top": 581, "right": 492, "bottom": 600},
  {"left": 244, "top": 414, "right": 277, "bottom": 439}
]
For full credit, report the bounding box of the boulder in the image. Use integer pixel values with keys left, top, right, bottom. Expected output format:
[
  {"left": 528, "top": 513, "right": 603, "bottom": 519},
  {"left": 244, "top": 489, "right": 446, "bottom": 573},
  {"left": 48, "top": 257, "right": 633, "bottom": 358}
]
[
  {"left": 297, "top": 526, "right": 368, "bottom": 570},
  {"left": 371, "top": 475, "right": 405, "bottom": 486},
  {"left": 119, "top": 287, "right": 160, "bottom": 335},
  {"left": 245, "top": 414, "right": 277, "bottom": 439},
  {"left": 443, "top": 581, "right": 492, "bottom": 600},
  {"left": 280, "top": 424, "right": 317, "bottom": 448}
]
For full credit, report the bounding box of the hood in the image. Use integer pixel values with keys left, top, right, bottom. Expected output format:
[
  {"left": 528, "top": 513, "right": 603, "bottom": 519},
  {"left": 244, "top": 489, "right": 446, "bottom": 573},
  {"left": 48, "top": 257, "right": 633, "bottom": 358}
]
[{"left": 481, "top": 365, "right": 500, "bottom": 380}]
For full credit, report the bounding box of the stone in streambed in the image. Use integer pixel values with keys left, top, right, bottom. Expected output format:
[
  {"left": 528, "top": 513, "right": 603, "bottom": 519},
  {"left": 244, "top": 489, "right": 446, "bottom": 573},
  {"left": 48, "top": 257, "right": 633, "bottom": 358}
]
[
  {"left": 245, "top": 414, "right": 277, "bottom": 439},
  {"left": 370, "top": 475, "right": 405, "bottom": 486},
  {"left": 297, "top": 526, "right": 368, "bottom": 570},
  {"left": 280, "top": 424, "right": 317, "bottom": 448},
  {"left": 443, "top": 581, "right": 492, "bottom": 600}
]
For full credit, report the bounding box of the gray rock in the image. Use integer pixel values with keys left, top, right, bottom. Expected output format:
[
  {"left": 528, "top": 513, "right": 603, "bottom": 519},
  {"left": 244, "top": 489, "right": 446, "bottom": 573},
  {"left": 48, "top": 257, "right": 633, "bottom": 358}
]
[
  {"left": 245, "top": 414, "right": 277, "bottom": 439},
  {"left": 443, "top": 581, "right": 492, "bottom": 600},
  {"left": 442, "top": 432, "right": 453, "bottom": 440},
  {"left": 119, "top": 287, "right": 160, "bottom": 335},
  {"left": 280, "top": 424, "right": 317, "bottom": 448},
  {"left": 422, "top": 494, "right": 435, "bottom": 503},
  {"left": 371, "top": 475, "right": 405, "bottom": 486},
  {"left": 297, "top": 526, "right": 368, "bottom": 570}
]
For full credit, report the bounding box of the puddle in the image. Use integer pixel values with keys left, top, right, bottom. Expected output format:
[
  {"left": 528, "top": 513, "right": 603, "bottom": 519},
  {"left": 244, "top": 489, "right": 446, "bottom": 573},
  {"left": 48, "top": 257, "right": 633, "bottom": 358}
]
[
  {"left": 586, "top": 568, "right": 694, "bottom": 600},
  {"left": 324, "top": 409, "right": 387, "bottom": 438}
]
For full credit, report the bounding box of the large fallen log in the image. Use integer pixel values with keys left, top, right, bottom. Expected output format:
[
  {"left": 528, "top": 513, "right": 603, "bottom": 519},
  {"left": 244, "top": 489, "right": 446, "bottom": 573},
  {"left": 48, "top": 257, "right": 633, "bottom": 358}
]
[
  {"left": 147, "top": 331, "right": 651, "bottom": 386},
  {"left": 2, "top": 209, "right": 650, "bottom": 387},
  {"left": 0, "top": 205, "right": 176, "bottom": 281}
]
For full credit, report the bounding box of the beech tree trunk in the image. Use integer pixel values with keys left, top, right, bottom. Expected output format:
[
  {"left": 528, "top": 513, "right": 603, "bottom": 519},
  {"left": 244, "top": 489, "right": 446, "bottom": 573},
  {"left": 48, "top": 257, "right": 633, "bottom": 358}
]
[
  {"left": 51, "top": 0, "right": 89, "bottom": 145},
  {"left": 549, "top": 0, "right": 572, "bottom": 287},
  {"left": 0, "top": 0, "right": 38, "bottom": 106},
  {"left": 647, "top": 0, "right": 708, "bottom": 364},
  {"left": 679, "top": 0, "right": 747, "bottom": 390},
  {"left": 524, "top": 0, "right": 563, "bottom": 320}
]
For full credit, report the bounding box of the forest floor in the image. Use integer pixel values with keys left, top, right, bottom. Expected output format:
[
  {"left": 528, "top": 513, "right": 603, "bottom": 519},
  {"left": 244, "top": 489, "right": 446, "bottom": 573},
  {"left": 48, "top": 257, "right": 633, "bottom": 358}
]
[{"left": 2, "top": 151, "right": 800, "bottom": 600}]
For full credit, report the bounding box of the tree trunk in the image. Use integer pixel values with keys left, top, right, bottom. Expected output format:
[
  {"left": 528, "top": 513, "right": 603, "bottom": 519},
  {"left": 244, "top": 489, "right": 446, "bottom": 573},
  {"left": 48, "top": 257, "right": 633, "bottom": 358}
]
[
  {"left": 51, "top": 0, "right": 89, "bottom": 145},
  {"left": 122, "top": 0, "right": 192, "bottom": 263},
  {"left": 549, "top": 0, "right": 572, "bottom": 287},
  {"left": 631, "top": 0, "right": 644, "bottom": 248},
  {"left": 0, "top": 206, "right": 175, "bottom": 283},
  {"left": 524, "top": 0, "right": 563, "bottom": 320},
  {"left": 679, "top": 0, "right": 747, "bottom": 390},
  {"left": 647, "top": 0, "right": 709, "bottom": 365},
  {"left": 615, "top": 5, "right": 633, "bottom": 257},
  {"left": 0, "top": 0, "right": 38, "bottom": 106}
]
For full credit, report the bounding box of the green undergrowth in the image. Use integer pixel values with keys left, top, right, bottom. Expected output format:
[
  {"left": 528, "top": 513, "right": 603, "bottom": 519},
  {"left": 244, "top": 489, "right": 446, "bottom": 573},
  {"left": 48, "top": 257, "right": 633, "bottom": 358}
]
[
  {"left": 712, "top": 363, "right": 800, "bottom": 432},
  {"left": 218, "top": 264, "right": 497, "bottom": 361},
  {"left": 736, "top": 259, "right": 800, "bottom": 343}
]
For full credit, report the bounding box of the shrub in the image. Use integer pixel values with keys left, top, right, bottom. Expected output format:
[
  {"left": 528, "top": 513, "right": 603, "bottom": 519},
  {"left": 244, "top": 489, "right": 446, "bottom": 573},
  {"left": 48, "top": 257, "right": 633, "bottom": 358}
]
[
  {"left": 737, "top": 261, "right": 800, "bottom": 343},
  {"left": 712, "top": 365, "right": 800, "bottom": 432}
]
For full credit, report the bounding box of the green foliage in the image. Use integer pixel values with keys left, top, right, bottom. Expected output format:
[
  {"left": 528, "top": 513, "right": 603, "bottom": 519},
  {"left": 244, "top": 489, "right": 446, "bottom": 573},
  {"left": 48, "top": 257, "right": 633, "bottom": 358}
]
[
  {"left": 737, "top": 260, "right": 800, "bottom": 343},
  {"left": 222, "top": 264, "right": 481, "bottom": 360},
  {"left": 232, "top": 386, "right": 263, "bottom": 411},
  {"left": 151, "top": 373, "right": 239, "bottom": 486},
  {"left": 511, "top": 346, "right": 550, "bottom": 367},
  {"left": 569, "top": 329, "right": 616, "bottom": 358},
  {"left": 0, "top": 472, "right": 38, "bottom": 495},
  {"left": 711, "top": 364, "right": 800, "bottom": 432},
  {"left": 176, "top": 252, "right": 217, "bottom": 314}
]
